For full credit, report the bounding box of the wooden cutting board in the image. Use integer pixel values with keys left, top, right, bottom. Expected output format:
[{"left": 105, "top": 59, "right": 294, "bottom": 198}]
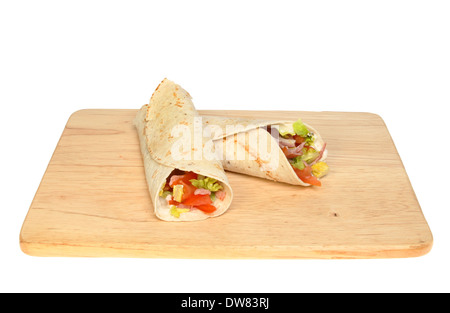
[{"left": 20, "top": 109, "right": 432, "bottom": 259}]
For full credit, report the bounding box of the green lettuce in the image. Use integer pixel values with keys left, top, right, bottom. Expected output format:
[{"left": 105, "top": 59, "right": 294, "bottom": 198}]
[
  {"left": 160, "top": 190, "right": 172, "bottom": 198},
  {"left": 159, "top": 182, "right": 172, "bottom": 198},
  {"left": 302, "top": 148, "right": 320, "bottom": 164},
  {"left": 290, "top": 147, "right": 320, "bottom": 169},
  {"left": 190, "top": 175, "right": 223, "bottom": 192},
  {"left": 290, "top": 156, "right": 305, "bottom": 170},
  {"left": 293, "top": 119, "right": 309, "bottom": 137},
  {"left": 304, "top": 135, "right": 315, "bottom": 145},
  {"left": 276, "top": 119, "right": 314, "bottom": 144},
  {"left": 277, "top": 124, "right": 296, "bottom": 137},
  {"left": 293, "top": 119, "right": 315, "bottom": 145}
]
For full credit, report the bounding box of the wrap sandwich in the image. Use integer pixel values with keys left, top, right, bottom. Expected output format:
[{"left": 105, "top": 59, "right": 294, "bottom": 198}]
[
  {"left": 203, "top": 116, "right": 329, "bottom": 186},
  {"left": 134, "top": 79, "right": 233, "bottom": 221}
]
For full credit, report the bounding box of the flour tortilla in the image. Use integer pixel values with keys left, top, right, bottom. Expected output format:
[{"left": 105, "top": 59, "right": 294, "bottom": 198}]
[
  {"left": 134, "top": 79, "right": 233, "bottom": 221},
  {"left": 202, "top": 116, "right": 328, "bottom": 186}
]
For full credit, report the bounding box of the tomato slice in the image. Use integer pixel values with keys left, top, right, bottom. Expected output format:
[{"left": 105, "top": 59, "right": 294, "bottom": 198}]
[
  {"left": 293, "top": 135, "right": 305, "bottom": 145},
  {"left": 179, "top": 181, "right": 196, "bottom": 202},
  {"left": 170, "top": 197, "right": 217, "bottom": 213},
  {"left": 168, "top": 171, "right": 198, "bottom": 201},
  {"left": 170, "top": 171, "right": 198, "bottom": 187},
  {"left": 196, "top": 204, "right": 217, "bottom": 213},
  {"left": 182, "top": 171, "right": 198, "bottom": 183},
  {"left": 293, "top": 166, "right": 321, "bottom": 187},
  {"left": 183, "top": 194, "right": 213, "bottom": 206},
  {"left": 168, "top": 199, "right": 180, "bottom": 206}
]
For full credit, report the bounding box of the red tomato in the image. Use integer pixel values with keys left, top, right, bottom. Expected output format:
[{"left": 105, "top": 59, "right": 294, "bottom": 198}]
[
  {"left": 168, "top": 171, "right": 198, "bottom": 201},
  {"left": 293, "top": 135, "right": 305, "bottom": 145},
  {"left": 196, "top": 204, "right": 217, "bottom": 213},
  {"left": 170, "top": 197, "right": 217, "bottom": 213},
  {"left": 183, "top": 194, "right": 213, "bottom": 206},
  {"left": 170, "top": 171, "right": 198, "bottom": 186},
  {"left": 178, "top": 181, "right": 196, "bottom": 202},
  {"left": 167, "top": 172, "right": 219, "bottom": 212},
  {"left": 293, "top": 166, "right": 321, "bottom": 187}
]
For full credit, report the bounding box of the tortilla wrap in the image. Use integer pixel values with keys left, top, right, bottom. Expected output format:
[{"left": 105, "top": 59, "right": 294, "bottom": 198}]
[
  {"left": 202, "top": 116, "right": 328, "bottom": 186},
  {"left": 134, "top": 79, "right": 233, "bottom": 221}
]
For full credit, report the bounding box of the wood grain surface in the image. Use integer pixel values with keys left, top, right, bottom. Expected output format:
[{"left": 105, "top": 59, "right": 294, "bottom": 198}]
[{"left": 19, "top": 109, "right": 433, "bottom": 259}]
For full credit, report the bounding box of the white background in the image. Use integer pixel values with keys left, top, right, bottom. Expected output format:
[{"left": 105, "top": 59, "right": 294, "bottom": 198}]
[{"left": 1, "top": 0, "right": 449, "bottom": 293}]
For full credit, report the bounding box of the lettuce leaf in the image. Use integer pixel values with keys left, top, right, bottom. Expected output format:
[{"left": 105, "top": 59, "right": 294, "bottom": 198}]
[
  {"left": 277, "top": 124, "right": 296, "bottom": 137},
  {"left": 290, "top": 147, "right": 320, "bottom": 169},
  {"left": 160, "top": 190, "right": 172, "bottom": 198},
  {"left": 290, "top": 156, "right": 305, "bottom": 170},
  {"left": 274, "top": 119, "right": 313, "bottom": 141},
  {"left": 190, "top": 176, "right": 223, "bottom": 192},
  {"left": 302, "top": 148, "right": 320, "bottom": 164},
  {"left": 170, "top": 205, "right": 190, "bottom": 218},
  {"left": 292, "top": 119, "right": 309, "bottom": 137}
]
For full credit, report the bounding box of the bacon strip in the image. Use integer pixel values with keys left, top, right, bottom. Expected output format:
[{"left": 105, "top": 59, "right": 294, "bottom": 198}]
[
  {"left": 169, "top": 175, "right": 185, "bottom": 187},
  {"left": 283, "top": 142, "right": 306, "bottom": 157},
  {"left": 215, "top": 190, "right": 226, "bottom": 201},
  {"left": 194, "top": 188, "right": 211, "bottom": 195}
]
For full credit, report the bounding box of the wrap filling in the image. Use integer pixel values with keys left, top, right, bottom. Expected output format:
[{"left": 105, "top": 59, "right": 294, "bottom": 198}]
[
  {"left": 159, "top": 170, "right": 226, "bottom": 218},
  {"left": 270, "top": 119, "right": 329, "bottom": 186}
]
